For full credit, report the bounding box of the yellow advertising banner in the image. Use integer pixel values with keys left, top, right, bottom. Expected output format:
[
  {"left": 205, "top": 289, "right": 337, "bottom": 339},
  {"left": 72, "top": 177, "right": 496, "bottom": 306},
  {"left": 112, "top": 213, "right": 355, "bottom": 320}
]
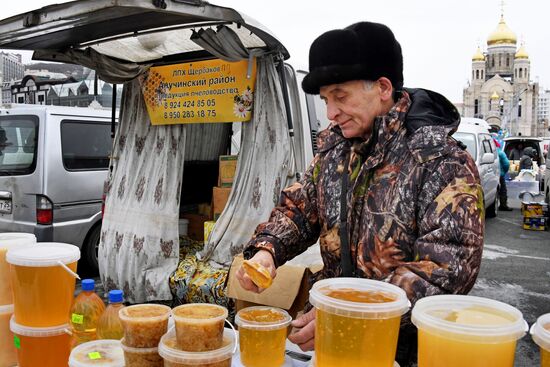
[{"left": 140, "top": 58, "right": 257, "bottom": 125}]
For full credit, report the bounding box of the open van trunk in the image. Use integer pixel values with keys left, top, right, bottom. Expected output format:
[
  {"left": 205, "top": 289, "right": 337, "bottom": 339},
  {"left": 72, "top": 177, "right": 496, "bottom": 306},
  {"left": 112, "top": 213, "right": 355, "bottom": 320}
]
[{"left": 0, "top": 0, "right": 318, "bottom": 304}]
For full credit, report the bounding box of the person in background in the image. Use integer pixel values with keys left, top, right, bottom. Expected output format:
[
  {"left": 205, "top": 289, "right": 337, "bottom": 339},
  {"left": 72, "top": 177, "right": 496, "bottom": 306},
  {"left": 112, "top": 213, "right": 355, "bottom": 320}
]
[
  {"left": 236, "top": 21, "right": 484, "bottom": 367},
  {"left": 494, "top": 139, "right": 513, "bottom": 211},
  {"left": 509, "top": 143, "right": 523, "bottom": 161},
  {"left": 519, "top": 147, "right": 534, "bottom": 170}
]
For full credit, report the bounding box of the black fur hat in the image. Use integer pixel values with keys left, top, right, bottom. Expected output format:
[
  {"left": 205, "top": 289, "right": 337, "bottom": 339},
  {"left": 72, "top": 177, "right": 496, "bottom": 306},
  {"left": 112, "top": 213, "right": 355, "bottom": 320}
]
[{"left": 302, "top": 22, "right": 403, "bottom": 95}]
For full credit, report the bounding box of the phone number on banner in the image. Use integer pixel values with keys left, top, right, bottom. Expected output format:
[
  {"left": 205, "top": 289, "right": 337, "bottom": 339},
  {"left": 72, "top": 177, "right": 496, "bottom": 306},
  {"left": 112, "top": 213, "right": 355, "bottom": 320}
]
[
  {"left": 163, "top": 110, "right": 217, "bottom": 119},
  {"left": 164, "top": 99, "right": 216, "bottom": 109}
]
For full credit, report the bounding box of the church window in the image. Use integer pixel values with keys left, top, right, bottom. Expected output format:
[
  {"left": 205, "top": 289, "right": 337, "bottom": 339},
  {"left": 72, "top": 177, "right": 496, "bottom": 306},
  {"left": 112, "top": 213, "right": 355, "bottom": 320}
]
[
  {"left": 515, "top": 69, "right": 517, "bottom": 78},
  {"left": 472, "top": 70, "right": 474, "bottom": 80},
  {"left": 491, "top": 56, "right": 495, "bottom": 68},
  {"left": 498, "top": 55, "right": 502, "bottom": 67},
  {"left": 476, "top": 70, "right": 479, "bottom": 79},
  {"left": 506, "top": 56, "right": 510, "bottom": 67},
  {"left": 519, "top": 68, "right": 523, "bottom": 78},
  {"left": 481, "top": 70, "right": 484, "bottom": 79},
  {"left": 474, "top": 99, "right": 479, "bottom": 115},
  {"left": 489, "top": 99, "right": 492, "bottom": 110}
]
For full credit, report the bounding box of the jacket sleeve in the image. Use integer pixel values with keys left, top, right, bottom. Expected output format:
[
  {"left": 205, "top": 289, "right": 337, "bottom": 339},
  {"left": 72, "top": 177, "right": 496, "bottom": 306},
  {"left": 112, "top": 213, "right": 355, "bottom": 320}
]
[
  {"left": 499, "top": 149, "right": 510, "bottom": 173},
  {"left": 242, "top": 155, "right": 322, "bottom": 267},
  {"left": 387, "top": 151, "right": 484, "bottom": 305}
]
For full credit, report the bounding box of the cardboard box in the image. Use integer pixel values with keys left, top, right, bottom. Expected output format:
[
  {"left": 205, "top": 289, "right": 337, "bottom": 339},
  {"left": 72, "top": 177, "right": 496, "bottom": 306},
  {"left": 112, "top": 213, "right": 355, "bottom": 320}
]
[
  {"left": 204, "top": 220, "right": 216, "bottom": 242},
  {"left": 521, "top": 202, "right": 548, "bottom": 219},
  {"left": 523, "top": 216, "right": 547, "bottom": 231},
  {"left": 218, "top": 155, "right": 238, "bottom": 188},
  {"left": 226, "top": 254, "right": 323, "bottom": 321},
  {"left": 197, "top": 203, "right": 212, "bottom": 217},
  {"left": 181, "top": 213, "right": 210, "bottom": 241},
  {"left": 212, "top": 186, "right": 231, "bottom": 220}
]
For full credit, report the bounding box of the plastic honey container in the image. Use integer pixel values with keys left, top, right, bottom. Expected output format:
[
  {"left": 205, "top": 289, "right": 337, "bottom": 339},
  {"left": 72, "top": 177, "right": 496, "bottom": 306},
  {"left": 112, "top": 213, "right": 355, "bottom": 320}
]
[
  {"left": 69, "top": 339, "right": 125, "bottom": 367},
  {"left": 309, "top": 278, "right": 410, "bottom": 367},
  {"left": 235, "top": 306, "right": 292, "bottom": 367},
  {"left": 0, "top": 304, "right": 17, "bottom": 367},
  {"left": 172, "top": 303, "right": 228, "bottom": 351},
  {"left": 412, "top": 295, "right": 527, "bottom": 367},
  {"left": 119, "top": 303, "right": 171, "bottom": 348},
  {"left": 7, "top": 242, "right": 80, "bottom": 326},
  {"left": 0, "top": 233, "right": 36, "bottom": 305},
  {"left": 531, "top": 313, "right": 550, "bottom": 367},
  {"left": 121, "top": 339, "right": 163, "bottom": 367},
  {"left": 159, "top": 328, "right": 236, "bottom": 367},
  {"left": 10, "top": 316, "right": 71, "bottom": 367}
]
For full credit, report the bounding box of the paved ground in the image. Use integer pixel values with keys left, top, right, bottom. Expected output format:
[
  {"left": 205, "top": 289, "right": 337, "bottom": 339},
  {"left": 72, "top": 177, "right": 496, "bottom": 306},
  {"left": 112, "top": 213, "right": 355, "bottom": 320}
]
[
  {"left": 470, "top": 209, "right": 550, "bottom": 366},
  {"left": 77, "top": 209, "right": 549, "bottom": 365}
]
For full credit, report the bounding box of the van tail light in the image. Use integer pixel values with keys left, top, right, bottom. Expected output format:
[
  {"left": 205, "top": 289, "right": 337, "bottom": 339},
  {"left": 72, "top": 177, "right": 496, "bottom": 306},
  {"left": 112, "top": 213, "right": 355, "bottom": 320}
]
[{"left": 36, "top": 195, "right": 53, "bottom": 225}]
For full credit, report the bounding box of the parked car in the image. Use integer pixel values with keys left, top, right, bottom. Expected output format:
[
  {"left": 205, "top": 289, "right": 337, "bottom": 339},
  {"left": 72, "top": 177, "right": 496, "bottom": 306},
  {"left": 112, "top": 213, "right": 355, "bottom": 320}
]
[
  {"left": 453, "top": 117, "right": 500, "bottom": 217},
  {"left": 503, "top": 136, "right": 546, "bottom": 190},
  {"left": 0, "top": 104, "right": 114, "bottom": 271}
]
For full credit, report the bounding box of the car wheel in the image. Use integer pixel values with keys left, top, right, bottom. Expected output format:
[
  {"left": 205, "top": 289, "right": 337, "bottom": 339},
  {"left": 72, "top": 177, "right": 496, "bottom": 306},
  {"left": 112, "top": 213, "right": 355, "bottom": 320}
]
[
  {"left": 486, "top": 193, "right": 498, "bottom": 218},
  {"left": 83, "top": 224, "right": 101, "bottom": 274}
]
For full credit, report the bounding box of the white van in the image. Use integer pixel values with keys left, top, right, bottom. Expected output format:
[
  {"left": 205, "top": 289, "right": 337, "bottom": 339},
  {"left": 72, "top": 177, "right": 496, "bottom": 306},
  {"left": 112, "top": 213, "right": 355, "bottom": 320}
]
[
  {"left": 0, "top": 104, "right": 114, "bottom": 271},
  {"left": 453, "top": 117, "right": 500, "bottom": 217}
]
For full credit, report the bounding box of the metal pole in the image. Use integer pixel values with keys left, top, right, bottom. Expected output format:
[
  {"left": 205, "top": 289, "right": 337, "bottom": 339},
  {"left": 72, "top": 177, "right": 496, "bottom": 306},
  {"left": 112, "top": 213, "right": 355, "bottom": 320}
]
[{"left": 111, "top": 84, "right": 117, "bottom": 139}]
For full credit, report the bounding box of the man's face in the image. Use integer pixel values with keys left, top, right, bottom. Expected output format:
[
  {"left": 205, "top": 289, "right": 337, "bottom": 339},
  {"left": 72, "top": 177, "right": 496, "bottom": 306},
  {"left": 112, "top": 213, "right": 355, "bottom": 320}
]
[{"left": 320, "top": 80, "right": 384, "bottom": 139}]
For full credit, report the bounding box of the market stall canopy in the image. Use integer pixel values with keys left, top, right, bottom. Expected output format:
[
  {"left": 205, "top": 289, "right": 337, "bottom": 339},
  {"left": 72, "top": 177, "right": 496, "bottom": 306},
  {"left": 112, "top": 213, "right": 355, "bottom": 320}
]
[{"left": 0, "top": 0, "right": 289, "bottom": 64}]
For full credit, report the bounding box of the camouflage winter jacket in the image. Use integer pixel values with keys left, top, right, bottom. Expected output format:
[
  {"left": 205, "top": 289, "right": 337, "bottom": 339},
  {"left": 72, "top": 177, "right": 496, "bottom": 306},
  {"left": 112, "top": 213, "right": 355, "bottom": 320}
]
[{"left": 244, "top": 88, "right": 484, "bottom": 306}]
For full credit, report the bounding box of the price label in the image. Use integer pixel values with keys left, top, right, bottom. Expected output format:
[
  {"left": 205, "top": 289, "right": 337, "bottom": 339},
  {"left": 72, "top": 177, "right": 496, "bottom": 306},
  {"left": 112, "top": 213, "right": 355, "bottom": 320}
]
[
  {"left": 14, "top": 335, "right": 20, "bottom": 349},
  {"left": 88, "top": 352, "right": 102, "bottom": 360},
  {"left": 71, "top": 313, "right": 84, "bottom": 324}
]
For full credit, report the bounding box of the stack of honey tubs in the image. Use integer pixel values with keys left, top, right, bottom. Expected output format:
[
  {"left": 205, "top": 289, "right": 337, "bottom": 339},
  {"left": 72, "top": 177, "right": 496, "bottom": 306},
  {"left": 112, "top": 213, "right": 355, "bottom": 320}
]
[
  {"left": 0, "top": 233, "right": 36, "bottom": 367},
  {"left": 6, "top": 241, "right": 80, "bottom": 367},
  {"left": 159, "top": 303, "right": 235, "bottom": 367}
]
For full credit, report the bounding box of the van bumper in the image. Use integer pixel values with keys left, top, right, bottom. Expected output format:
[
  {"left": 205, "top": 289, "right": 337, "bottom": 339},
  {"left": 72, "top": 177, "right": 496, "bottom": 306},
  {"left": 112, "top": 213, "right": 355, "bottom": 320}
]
[
  {"left": 35, "top": 225, "right": 54, "bottom": 242},
  {"left": 0, "top": 220, "right": 53, "bottom": 242}
]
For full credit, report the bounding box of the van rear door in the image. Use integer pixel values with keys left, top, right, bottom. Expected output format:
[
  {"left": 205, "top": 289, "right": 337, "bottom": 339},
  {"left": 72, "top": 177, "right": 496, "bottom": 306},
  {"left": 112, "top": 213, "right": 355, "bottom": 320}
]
[{"left": 0, "top": 112, "right": 43, "bottom": 233}]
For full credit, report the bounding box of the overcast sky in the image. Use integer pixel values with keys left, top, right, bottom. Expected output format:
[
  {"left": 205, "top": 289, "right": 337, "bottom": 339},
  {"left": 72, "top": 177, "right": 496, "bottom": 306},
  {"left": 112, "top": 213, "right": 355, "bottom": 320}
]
[{"left": 2, "top": 0, "right": 549, "bottom": 103}]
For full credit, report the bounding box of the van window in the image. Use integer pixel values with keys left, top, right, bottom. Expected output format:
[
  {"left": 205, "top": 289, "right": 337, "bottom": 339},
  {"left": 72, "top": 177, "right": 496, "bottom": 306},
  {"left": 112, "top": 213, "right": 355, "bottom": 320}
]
[
  {"left": 61, "top": 120, "right": 111, "bottom": 170},
  {"left": 453, "top": 132, "right": 476, "bottom": 159},
  {"left": 482, "top": 139, "right": 493, "bottom": 154},
  {"left": 0, "top": 115, "right": 39, "bottom": 175}
]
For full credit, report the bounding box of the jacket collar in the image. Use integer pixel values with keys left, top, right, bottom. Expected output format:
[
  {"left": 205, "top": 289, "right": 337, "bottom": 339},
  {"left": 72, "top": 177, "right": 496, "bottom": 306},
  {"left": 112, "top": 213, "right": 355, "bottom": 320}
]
[{"left": 352, "top": 91, "right": 411, "bottom": 169}]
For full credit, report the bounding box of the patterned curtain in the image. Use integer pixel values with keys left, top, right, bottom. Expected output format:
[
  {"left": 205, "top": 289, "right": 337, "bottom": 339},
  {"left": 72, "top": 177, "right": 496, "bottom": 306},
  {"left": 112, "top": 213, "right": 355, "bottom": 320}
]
[
  {"left": 199, "top": 56, "right": 295, "bottom": 267},
  {"left": 99, "top": 78, "right": 185, "bottom": 303}
]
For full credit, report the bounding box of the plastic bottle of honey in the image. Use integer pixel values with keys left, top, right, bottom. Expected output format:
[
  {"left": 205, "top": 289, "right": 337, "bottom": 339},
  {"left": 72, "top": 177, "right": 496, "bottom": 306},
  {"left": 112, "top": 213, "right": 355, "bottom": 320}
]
[
  {"left": 69, "top": 279, "right": 106, "bottom": 348},
  {"left": 96, "top": 290, "right": 124, "bottom": 340}
]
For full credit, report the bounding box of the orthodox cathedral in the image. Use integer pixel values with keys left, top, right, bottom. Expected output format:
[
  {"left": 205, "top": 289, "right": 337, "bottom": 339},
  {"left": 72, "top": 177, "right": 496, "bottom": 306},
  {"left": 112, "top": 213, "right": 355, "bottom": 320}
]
[{"left": 462, "top": 11, "right": 539, "bottom": 135}]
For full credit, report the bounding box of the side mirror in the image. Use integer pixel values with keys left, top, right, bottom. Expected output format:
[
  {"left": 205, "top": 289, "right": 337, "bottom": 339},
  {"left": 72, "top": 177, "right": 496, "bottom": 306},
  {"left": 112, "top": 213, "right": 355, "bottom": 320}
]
[{"left": 481, "top": 152, "right": 495, "bottom": 165}]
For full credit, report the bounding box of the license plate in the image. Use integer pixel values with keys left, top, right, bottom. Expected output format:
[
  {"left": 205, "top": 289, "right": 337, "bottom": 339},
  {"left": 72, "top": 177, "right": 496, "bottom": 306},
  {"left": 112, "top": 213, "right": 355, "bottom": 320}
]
[{"left": 0, "top": 199, "right": 12, "bottom": 214}]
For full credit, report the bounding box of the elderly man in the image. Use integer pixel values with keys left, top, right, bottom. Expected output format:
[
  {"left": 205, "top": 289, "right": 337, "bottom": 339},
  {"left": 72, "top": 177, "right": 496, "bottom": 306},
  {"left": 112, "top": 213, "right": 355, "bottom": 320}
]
[{"left": 237, "top": 21, "right": 484, "bottom": 366}]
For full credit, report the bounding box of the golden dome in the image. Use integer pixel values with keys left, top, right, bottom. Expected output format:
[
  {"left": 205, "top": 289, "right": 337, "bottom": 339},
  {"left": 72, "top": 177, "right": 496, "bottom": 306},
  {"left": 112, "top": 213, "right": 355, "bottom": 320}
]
[
  {"left": 487, "top": 16, "right": 517, "bottom": 45},
  {"left": 515, "top": 44, "right": 529, "bottom": 59},
  {"left": 472, "top": 47, "right": 485, "bottom": 61},
  {"left": 491, "top": 91, "right": 500, "bottom": 100}
]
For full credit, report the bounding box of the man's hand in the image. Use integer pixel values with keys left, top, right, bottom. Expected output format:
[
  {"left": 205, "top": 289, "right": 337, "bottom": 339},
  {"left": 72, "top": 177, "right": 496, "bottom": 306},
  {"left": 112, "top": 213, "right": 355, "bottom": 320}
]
[
  {"left": 288, "top": 308, "right": 316, "bottom": 351},
  {"left": 236, "top": 250, "right": 276, "bottom": 293}
]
